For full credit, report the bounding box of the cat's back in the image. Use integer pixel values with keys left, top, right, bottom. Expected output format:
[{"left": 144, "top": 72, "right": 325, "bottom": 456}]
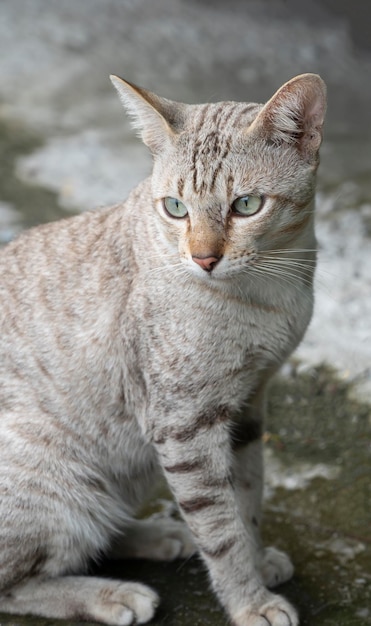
[
  {"left": 0, "top": 199, "right": 129, "bottom": 289},
  {"left": 0, "top": 188, "right": 147, "bottom": 413},
  {"left": 0, "top": 180, "right": 154, "bottom": 322}
]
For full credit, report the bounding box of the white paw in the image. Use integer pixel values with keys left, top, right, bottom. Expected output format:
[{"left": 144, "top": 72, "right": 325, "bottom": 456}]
[
  {"left": 93, "top": 582, "right": 159, "bottom": 625},
  {"left": 261, "top": 547, "right": 294, "bottom": 588},
  {"left": 153, "top": 518, "right": 196, "bottom": 560},
  {"left": 113, "top": 517, "right": 197, "bottom": 561},
  {"left": 233, "top": 592, "right": 298, "bottom": 626}
]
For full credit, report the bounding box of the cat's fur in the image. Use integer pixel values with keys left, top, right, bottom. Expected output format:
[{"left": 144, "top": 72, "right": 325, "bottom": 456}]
[{"left": 0, "top": 73, "right": 326, "bottom": 626}]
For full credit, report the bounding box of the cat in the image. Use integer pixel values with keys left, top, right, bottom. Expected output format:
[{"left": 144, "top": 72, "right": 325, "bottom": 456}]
[{"left": 0, "top": 72, "right": 326, "bottom": 626}]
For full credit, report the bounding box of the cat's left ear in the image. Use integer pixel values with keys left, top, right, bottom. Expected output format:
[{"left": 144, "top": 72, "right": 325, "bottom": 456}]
[
  {"left": 110, "top": 75, "right": 185, "bottom": 154},
  {"left": 251, "top": 73, "right": 327, "bottom": 162}
]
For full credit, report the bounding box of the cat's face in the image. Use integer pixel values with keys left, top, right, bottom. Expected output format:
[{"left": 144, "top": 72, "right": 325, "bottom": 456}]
[
  {"left": 150, "top": 102, "right": 318, "bottom": 281},
  {"left": 111, "top": 74, "right": 326, "bottom": 283}
]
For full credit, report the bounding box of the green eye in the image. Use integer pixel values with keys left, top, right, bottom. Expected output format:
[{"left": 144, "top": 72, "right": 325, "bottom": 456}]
[
  {"left": 232, "top": 195, "right": 263, "bottom": 216},
  {"left": 163, "top": 197, "right": 188, "bottom": 218}
]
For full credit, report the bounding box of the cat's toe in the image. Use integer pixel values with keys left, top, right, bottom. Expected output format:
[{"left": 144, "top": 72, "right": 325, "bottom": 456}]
[
  {"left": 98, "top": 582, "right": 159, "bottom": 625},
  {"left": 169, "top": 521, "right": 197, "bottom": 558},
  {"left": 233, "top": 593, "right": 298, "bottom": 626},
  {"left": 154, "top": 518, "right": 196, "bottom": 560},
  {"left": 151, "top": 536, "right": 185, "bottom": 560},
  {"left": 262, "top": 597, "right": 298, "bottom": 626},
  {"left": 161, "top": 531, "right": 196, "bottom": 560},
  {"left": 261, "top": 547, "right": 294, "bottom": 588}
]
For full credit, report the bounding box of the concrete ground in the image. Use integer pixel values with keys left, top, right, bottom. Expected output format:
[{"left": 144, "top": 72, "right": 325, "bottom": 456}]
[{"left": 0, "top": 1, "right": 370, "bottom": 625}]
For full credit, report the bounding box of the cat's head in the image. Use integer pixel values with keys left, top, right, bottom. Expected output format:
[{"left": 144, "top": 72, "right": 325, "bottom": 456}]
[{"left": 111, "top": 74, "right": 326, "bottom": 283}]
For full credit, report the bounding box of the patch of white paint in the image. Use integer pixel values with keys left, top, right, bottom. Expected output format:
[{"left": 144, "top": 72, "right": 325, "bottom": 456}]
[
  {"left": 264, "top": 447, "right": 340, "bottom": 500},
  {"left": 16, "top": 130, "right": 151, "bottom": 211},
  {"left": 297, "top": 206, "right": 371, "bottom": 400}
]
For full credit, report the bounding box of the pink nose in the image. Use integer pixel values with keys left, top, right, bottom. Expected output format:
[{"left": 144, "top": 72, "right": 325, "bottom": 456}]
[{"left": 192, "top": 255, "right": 221, "bottom": 272}]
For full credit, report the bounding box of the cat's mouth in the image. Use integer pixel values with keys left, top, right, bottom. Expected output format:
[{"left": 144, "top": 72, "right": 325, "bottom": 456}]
[
  {"left": 187, "top": 257, "right": 240, "bottom": 283},
  {"left": 187, "top": 253, "right": 253, "bottom": 280},
  {"left": 191, "top": 254, "right": 222, "bottom": 274}
]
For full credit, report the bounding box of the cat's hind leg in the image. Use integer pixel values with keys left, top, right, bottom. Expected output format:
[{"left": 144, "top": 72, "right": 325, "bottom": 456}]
[
  {"left": 108, "top": 517, "right": 196, "bottom": 561},
  {"left": 0, "top": 576, "right": 159, "bottom": 625},
  {"left": 0, "top": 512, "right": 159, "bottom": 624}
]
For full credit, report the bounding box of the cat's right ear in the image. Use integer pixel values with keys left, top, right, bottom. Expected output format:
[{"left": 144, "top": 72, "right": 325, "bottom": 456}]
[{"left": 110, "top": 75, "right": 185, "bottom": 154}]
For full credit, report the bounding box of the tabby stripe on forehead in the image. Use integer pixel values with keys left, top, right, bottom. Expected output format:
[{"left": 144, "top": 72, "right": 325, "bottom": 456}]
[
  {"left": 177, "top": 177, "right": 185, "bottom": 197},
  {"left": 212, "top": 104, "right": 226, "bottom": 129},
  {"left": 231, "top": 103, "right": 261, "bottom": 128},
  {"left": 192, "top": 105, "right": 215, "bottom": 193},
  {"left": 227, "top": 173, "right": 234, "bottom": 198},
  {"left": 192, "top": 140, "right": 201, "bottom": 193},
  {"left": 211, "top": 103, "right": 235, "bottom": 129},
  {"left": 210, "top": 138, "right": 232, "bottom": 192},
  {"left": 195, "top": 103, "right": 210, "bottom": 135},
  {"left": 220, "top": 106, "right": 236, "bottom": 128}
]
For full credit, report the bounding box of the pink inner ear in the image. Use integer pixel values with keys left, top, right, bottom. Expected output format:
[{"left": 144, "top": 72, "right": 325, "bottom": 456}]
[
  {"left": 305, "top": 92, "right": 326, "bottom": 129},
  {"left": 255, "top": 76, "right": 326, "bottom": 159},
  {"left": 252, "top": 74, "right": 326, "bottom": 144}
]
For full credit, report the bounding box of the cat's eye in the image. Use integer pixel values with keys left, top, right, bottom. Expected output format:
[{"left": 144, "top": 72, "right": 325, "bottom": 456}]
[
  {"left": 232, "top": 195, "right": 263, "bottom": 216},
  {"left": 163, "top": 197, "right": 188, "bottom": 219}
]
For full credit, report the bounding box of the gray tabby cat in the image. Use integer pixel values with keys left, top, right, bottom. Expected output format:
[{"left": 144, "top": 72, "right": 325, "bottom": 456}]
[{"left": 0, "top": 73, "right": 326, "bottom": 626}]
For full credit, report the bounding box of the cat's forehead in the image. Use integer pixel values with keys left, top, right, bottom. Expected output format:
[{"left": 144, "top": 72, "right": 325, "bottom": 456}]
[
  {"left": 183, "top": 100, "right": 263, "bottom": 138},
  {"left": 164, "top": 101, "right": 266, "bottom": 199}
]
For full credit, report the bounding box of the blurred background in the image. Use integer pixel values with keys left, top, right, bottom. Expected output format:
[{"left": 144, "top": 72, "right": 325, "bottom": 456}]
[{"left": 0, "top": 2, "right": 370, "bottom": 625}]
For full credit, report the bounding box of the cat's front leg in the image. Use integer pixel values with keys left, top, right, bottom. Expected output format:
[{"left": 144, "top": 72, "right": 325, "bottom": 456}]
[
  {"left": 151, "top": 407, "right": 298, "bottom": 626},
  {"left": 231, "top": 384, "right": 294, "bottom": 589}
]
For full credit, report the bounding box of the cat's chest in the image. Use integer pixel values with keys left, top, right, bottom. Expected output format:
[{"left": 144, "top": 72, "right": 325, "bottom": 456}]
[{"left": 128, "top": 280, "right": 306, "bottom": 406}]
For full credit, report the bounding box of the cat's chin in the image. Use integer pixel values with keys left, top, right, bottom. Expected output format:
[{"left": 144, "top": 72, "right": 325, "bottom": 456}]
[
  {"left": 185, "top": 260, "right": 243, "bottom": 283},
  {"left": 186, "top": 265, "right": 225, "bottom": 282},
  {"left": 186, "top": 265, "right": 245, "bottom": 292}
]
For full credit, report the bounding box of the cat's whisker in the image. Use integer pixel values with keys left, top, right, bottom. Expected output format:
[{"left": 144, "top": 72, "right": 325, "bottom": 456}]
[
  {"left": 260, "top": 255, "right": 317, "bottom": 265},
  {"left": 258, "top": 263, "right": 316, "bottom": 283},
  {"left": 238, "top": 262, "right": 313, "bottom": 298},
  {"left": 258, "top": 253, "right": 335, "bottom": 280},
  {"left": 259, "top": 249, "right": 337, "bottom": 282},
  {"left": 257, "top": 265, "right": 315, "bottom": 290},
  {"left": 249, "top": 265, "right": 315, "bottom": 302},
  {"left": 259, "top": 257, "right": 316, "bottom": 271},
  {"left": 258, "top": 258, "right": 333, "bottom": 292},
  {"left": 145, "top": 262, "right": 187, "bottom": 277},
  {"left": 260, "top": 248, "right": 318, "bottom": 255},
  {"left": 257, "top": 258, "right": 314, "bottom": 276}
]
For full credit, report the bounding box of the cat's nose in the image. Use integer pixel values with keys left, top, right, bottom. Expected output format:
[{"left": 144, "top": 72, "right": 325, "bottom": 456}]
[{"left": 192, "top": 255, "right": 222, "bottom": 272}]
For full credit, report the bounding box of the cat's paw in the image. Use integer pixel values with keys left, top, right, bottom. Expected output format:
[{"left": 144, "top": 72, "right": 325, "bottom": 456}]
[
  {"left": 111, "top": 517, "right": 197, "bottom": 561},
  {"left": 261, "top": 547, "right": 294, "bottom": 588},
  {"left": 233, "top": 593, "right": 298, "bottom": 626},
  {"left": 92, "top": 582, "right": 159, "bottom": 625},
  {"left": 145, "top": 518, "right": 196, "bottom": 560}
]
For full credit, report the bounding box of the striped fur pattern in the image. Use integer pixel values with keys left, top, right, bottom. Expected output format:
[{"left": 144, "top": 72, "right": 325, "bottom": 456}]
[{"left": 0, "top": 74, "right": 326, "bottom": 625}]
